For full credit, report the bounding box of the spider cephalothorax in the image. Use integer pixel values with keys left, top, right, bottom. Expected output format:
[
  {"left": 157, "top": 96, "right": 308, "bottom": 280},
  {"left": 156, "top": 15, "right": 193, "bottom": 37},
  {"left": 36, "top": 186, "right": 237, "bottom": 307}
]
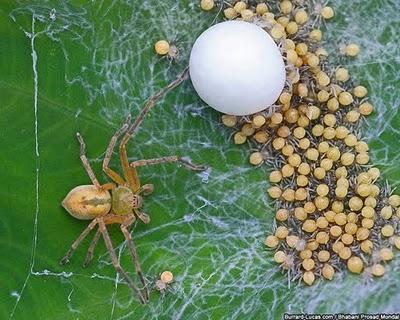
[
  {"left": 59, "top": 67, "right": 206, "bottom": 304},
  {"left": 112, "top": 186, "right": 143, "bottom": 214}
]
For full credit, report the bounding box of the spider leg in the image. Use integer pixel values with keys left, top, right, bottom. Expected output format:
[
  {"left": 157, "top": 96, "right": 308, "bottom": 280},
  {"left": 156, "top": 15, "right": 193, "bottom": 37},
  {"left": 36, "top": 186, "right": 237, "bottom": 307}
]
[
  {"left": 119, "top": 135, "right": 141, "bottom": 192},
  {"left": 119, "top": 67, "right": 190, "bottom": 192},
  {"left": 102, "top": 115, "right": 131, "bottom": 186},
  {"left": 120, "top": 219, "right": 149, "bottom": 301},
  {"left": 98, "top": 218, "right": 147, "bottom": 304},
  {"left": 82, "top": 228, "right": 102, "bottom": 268},
  {"left": 130, "top": 155, "right": 207, "bottom": 172},
  {"left": 60, "top": 218, "right": 98, "bottom": 265},
  {"left": 137, "top": 184, "right": 154, "bottom": 196},
  {"left": 76, "top": 133, "right": 100, "bottom": 188},
  {"left": 100, "top": 182, "right": 116, "bottom": 191},
  {"left": 135, "top": 209, "right": 151, "bottom": 224}
]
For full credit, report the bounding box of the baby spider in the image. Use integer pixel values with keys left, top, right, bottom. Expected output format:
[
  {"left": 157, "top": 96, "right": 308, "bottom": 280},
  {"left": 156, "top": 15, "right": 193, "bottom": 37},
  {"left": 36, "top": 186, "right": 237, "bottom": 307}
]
[
  {"left": 154, "top": 270, "right": 174, "bottom": 294},
  {"left": 59, "top": 68, "right": 207, "bottom": 305},
  {"left": 154, "top": 39, "right": 180, "bottom": 61}
]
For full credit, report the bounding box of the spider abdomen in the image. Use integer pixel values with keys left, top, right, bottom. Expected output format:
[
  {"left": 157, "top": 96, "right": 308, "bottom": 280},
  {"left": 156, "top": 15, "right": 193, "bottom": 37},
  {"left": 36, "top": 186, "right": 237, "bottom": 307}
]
[{"left": 62, "top": 185, "right": 111, "bottom": 220}]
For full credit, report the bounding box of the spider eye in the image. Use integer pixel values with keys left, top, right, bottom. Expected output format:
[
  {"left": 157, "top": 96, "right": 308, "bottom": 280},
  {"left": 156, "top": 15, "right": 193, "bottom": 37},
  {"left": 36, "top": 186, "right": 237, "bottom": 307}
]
[{"left": 132, "top": 195, "right": 143, "bottom": 208}]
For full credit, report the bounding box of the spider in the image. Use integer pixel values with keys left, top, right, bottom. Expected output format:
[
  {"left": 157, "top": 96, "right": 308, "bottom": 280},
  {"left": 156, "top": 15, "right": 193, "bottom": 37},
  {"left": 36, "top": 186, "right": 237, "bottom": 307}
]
[
  {"left": 59, "top": 67, "right": 207, "bottom": 304},
  {"left": 148, "top": 270, "right": 175, "bottom": 295}
]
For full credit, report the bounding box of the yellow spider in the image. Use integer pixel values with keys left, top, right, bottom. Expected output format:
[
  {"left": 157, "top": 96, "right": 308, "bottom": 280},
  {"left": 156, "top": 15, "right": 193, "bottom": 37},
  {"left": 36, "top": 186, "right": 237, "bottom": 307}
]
[{"left": 59, "top": 68, "right": 206, "bottom": 304}]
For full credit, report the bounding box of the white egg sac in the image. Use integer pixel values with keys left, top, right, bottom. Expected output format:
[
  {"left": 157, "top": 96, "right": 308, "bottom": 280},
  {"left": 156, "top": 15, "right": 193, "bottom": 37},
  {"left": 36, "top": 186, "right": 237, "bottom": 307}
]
[{"left": 189, "top": 21, "right": 286, "bottom": 116}]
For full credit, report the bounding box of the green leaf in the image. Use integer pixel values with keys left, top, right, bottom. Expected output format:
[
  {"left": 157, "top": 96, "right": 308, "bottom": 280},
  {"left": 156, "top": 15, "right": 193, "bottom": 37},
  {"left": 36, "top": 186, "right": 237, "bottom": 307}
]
[{"left": 1, "top": 1, "right": 400, "bottom": 319}]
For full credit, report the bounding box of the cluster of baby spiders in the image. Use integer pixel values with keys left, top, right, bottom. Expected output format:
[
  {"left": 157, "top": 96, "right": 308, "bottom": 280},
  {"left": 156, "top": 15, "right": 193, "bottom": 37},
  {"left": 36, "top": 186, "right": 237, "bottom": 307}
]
[
  {"left": 200, "top": 0, "right": 400, "bottom": 285},
  {"left": 60, "top": 67, "right": 207, "bottom": 304}
]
